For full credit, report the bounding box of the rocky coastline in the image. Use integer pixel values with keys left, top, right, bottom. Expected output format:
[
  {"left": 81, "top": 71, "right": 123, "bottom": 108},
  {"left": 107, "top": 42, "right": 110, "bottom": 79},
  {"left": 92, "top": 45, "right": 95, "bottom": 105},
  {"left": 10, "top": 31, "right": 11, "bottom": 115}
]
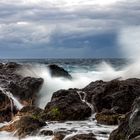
[{"left": 0, "top": 62, "right": 139, "bottom": 140}]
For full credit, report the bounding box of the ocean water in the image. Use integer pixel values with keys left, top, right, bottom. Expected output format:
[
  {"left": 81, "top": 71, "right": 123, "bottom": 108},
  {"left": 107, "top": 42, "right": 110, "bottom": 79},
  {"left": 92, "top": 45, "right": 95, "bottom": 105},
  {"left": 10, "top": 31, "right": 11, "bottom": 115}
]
[
  {"left": 11, "top": 58, "right": 130, "bottom": 107},
  {"left": 0, "top": 58, "right": 136, "bottom": 140}
]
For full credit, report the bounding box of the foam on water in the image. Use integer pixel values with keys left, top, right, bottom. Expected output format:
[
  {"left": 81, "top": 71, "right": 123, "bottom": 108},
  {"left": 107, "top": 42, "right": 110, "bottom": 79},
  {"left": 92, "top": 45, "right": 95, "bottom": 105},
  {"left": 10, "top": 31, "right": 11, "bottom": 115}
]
[
  {"left": 41, "top": 119, "right": 117, "bottom": 140},
  {"left": 0, "top": 118, "right": 117, "bottom": 140}
]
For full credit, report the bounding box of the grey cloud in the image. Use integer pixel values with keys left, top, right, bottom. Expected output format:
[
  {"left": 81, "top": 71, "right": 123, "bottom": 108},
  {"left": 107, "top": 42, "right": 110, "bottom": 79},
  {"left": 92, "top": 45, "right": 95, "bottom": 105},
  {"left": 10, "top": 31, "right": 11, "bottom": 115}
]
[{"left": 0, "top": 0, "right": 139, "bottom": 58}]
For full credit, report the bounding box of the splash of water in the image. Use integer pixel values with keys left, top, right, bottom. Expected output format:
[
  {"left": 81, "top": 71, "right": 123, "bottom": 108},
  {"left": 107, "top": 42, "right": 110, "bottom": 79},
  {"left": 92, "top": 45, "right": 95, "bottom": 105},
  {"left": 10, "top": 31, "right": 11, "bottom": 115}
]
[
  {"left": 16, "top": 62, "right": 125, "bottom": 109},
  {"left": 0, "top": 87, "right": 23, "bottom": 110},
  {"left": 18, "top": 64, "right": 123, "bottom": 108},
  {"left": 77, "top": 91, "right": 94, "bottom": 114},
  {"left": 117, "top": 26, "right": 140, "bottom": 79}
]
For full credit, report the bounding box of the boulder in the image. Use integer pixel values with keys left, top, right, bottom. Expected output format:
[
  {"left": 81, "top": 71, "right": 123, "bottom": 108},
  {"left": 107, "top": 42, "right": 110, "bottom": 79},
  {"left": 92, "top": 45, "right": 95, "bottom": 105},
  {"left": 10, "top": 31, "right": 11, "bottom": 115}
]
[
  {"left": 4, "top": 62, "right": 21, "bottom": 69},
  {"left": 42, "top": 89, "right": 91, "bottom": 121},
  {"left": 16, "top": 105, "right": 43, "bottom": 118},
  {"left": 0, "top": 116, "right": 46, "bottom": 138},
  {"left": 48, "top": 64, "right": 72, "bottom": 79},
  {"left": 95, "top": 109, "right": 122, "bottom": 125},
  {"left": 0, "top": 90, "right": 17, "bottom": 123},
  {"left": 14, "top": 116, "right": 46, "bottom": 138},
  {"left": 83, "top": 78, "right": 140, "bottom": 114},
  {"left": 0, "top": 62, "right": 43, "bottom": 122},
  {"left": 7, "top": 77, "right": 43, "bottom": 105},
  {"left": 109, "top": 97, "right": 140, "bottom": 140}
]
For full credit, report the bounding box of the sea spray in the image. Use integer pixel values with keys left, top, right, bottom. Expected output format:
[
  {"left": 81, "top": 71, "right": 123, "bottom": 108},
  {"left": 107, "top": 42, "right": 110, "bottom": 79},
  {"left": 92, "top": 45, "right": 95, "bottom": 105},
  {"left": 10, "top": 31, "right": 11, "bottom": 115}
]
[
  {"left": 18, "top": 65, "right": 103, "bottom": 108},
  {"left": 118, "top": 26, "right": 140, "bottom": 60},
  {"left": 17, "top": 61, "right": 138, "bottom": 109}
]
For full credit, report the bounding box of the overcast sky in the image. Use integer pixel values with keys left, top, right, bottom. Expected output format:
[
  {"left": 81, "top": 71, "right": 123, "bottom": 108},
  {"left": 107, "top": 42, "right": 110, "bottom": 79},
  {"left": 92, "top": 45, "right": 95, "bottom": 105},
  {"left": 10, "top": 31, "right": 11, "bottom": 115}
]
[{"left": 0, "top": 0, "right": 140, "bottom": 58}]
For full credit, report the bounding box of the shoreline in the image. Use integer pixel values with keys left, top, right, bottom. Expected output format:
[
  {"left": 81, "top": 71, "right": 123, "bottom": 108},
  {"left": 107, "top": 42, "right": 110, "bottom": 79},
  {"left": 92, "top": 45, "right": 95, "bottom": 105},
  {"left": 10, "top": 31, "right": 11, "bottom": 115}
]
[{"left": 0, "top": 62, "right": 139, "bottom": 140}]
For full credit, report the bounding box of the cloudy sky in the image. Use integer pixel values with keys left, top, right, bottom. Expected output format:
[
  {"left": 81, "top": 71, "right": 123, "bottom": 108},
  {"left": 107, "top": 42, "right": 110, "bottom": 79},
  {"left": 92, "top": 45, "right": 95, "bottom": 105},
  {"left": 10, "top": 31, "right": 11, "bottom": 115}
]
[{"left": 0, "top": 0, "right": 140, "bottom": 58}]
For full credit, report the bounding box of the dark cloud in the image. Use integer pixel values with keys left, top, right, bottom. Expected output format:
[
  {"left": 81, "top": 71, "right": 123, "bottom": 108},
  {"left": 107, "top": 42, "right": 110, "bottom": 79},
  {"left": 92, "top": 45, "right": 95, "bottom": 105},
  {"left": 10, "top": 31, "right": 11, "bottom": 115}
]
[{"left": 0, "top": 0, "right": 139, "bottom": 58}]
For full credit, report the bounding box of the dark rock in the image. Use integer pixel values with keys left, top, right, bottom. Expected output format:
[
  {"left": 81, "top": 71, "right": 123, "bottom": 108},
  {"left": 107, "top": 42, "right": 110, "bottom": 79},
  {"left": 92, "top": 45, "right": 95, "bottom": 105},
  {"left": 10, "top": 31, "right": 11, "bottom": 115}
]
[
  {"left": 0, "top": 122, "right": 16, "bottom": 132},
  {"left": 95, "top": 109, "right": 122, "bottom": 125},
  {"left": 39, "top": 130, "right": 53, "bottom": 136},
  {"left": 0, "top": 62, "right": 43, "bottom": 122},
  {"left": 82, "top": 80, "right": 106, "bottom": 104},
  {"left": 109, "top": 114, "right": 130, "bottom": 140},
  {"left": 0, "top": 63, "right": 3, "bottom": 69},
  {"left": 7, "top": 77, "right": 43, "bottom": 105},
  {"left": 83, "top": 78, "right": 140, "bottom": 114},
  {"left": 42, "top": 89, "right": 91, "bottom": 121},
  {"left": 0, "top": 116, "right": 46, "bottom": 138},
  {"left": 0, "top": 90, "right": 17, "bottom": 123},
  {"left": 15, "top": 116, "right": 46, "bottom": 138},
  {"left": 48, "top": 64, "right": 72, "bottom": 79},
  {"left": 109, "top": 97, "right": 140, "bottom": 140},
  {"left": 65, "top": 133, "right": 97, "bottom": 140},
  {"left": 131, "top": 136, "right": 140, "bottom": 140},
  {"left": 129, "top": 128, "right": 140, "bottom": 140},
  {"left": 52, "top": 131, "right": 68, "bottom": 140},
  {"left": 16, "top": 106, "right": 43, "bottom": 118},
  {"left": 4, "top": 62, "right": 21, "bottom": 69}
]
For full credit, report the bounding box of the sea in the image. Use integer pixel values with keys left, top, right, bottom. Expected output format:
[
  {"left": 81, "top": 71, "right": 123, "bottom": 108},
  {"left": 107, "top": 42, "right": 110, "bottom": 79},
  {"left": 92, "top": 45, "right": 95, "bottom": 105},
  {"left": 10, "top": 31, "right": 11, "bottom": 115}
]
[{"left": 0, "top": 58, "right": 137, "bottom": 140}]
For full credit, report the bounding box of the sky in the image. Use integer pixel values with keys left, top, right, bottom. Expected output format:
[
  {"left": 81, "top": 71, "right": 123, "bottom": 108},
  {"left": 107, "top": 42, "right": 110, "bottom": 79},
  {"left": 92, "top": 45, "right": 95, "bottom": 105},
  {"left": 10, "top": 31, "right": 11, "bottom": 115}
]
[{"left": 0, "top": 0, "right": 140, "bottom": 58}]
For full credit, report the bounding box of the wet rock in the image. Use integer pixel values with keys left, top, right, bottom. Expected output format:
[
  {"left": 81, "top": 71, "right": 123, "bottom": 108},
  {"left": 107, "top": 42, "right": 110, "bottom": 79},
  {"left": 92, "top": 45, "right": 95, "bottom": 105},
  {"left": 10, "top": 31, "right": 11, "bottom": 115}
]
[
  {"left": 42, "top": 89, "right": 91, "bottom": 121},
  {"left": 0, "top": 90, "right": 17, "bottom": 123},
  {"left": 39, "top": 130, "right": 53, "bottom": 136},
  {"left": 0, "top": 62, "right": 43, "bottom": 122},
  {"left": 16, "top": 106, "right": 43, "bottom": 118},
  {"left": 0, "top": 116, "right": 46, "bottom": 138},
  {"left": 48, "top": 64, "right": 72, "bottom": 79},
  {"left": 7, "top": 77, "right": 43, "bottom": 105},
  {"left": 129, "top": 129, "right": 140, "bottom": 140},
  {"left": 131, "top": 136, "right": 140, "bottom": 140},
  {"left": 0, "top": 122, "right": 16, "bottom": 132},
  {"left": 95, "top": 109, "right": 121, "bottom": 125},
  {"left": 4, "top": 62, "right": 21, "bottom": 69},
  {"left": 109, "top": 97, "right": 140, "bottom": 140},
  {"left": 15, "top": 116, "right": 46, "bottom": 138},
  {"left": 83, "top": 78, "right": 140, "bottom": 114},
  {"left": 0, "top": 63, "right": 3, "bottom": 69},
  {"left": 65, "top": 133, "right": 97, "bottom": 140},
  {"left": 52, "top": 131, "right": 67, "bottom": 140}
]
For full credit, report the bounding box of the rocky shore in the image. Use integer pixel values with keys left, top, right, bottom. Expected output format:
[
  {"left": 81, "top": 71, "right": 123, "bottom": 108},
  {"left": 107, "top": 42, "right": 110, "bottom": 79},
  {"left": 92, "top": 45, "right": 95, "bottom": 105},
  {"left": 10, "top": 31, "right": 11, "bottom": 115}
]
[{"left": 0, "top": 62, "right": 140, "bottom": 140}]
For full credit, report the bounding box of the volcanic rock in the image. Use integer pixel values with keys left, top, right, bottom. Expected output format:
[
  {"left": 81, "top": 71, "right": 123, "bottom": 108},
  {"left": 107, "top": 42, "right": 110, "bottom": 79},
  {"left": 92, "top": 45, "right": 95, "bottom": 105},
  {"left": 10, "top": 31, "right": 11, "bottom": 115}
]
[
  {"left": 42, "top": 89, "right": 91, "bottom": 121},
  {"left": 0, "top": 116, "right": 46, "bottom": 138},
  {"left": 83, "top": 78, "right": 140, "bottom": 114},
  {"left": 0, "top": 90, "right": 17, "bottom": 122},
  {"left": 39, "top": 130, "right": 53, "bottom": 136},
  {"left": 16, "top": 105, "right": 43, "bottom": 118},
  {"left": 109, "top": 97, "right": 140, "bottom": 140},
  {"left": 48, "top": 64, "right": 72, "bottom": 79},
  {"left": 95, "top": 109, "right": 122, "bottom": 125},
  {"left": 0, "top": 62, "right": 43, "bottom": 122}
]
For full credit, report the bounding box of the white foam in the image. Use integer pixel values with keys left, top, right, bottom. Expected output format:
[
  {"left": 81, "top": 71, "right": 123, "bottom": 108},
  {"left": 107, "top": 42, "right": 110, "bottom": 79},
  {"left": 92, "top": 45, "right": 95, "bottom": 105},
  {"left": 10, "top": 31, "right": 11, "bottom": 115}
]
[{"left": 17, "top": 59, "right": 140, "bottom": 109}]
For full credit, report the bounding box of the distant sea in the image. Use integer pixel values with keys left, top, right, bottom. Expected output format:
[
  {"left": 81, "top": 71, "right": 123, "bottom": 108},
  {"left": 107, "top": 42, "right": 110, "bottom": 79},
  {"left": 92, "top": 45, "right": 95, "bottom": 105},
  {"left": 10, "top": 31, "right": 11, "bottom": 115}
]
[{"left": 0, "top": 58, "right": 129, "bottom": 73}]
